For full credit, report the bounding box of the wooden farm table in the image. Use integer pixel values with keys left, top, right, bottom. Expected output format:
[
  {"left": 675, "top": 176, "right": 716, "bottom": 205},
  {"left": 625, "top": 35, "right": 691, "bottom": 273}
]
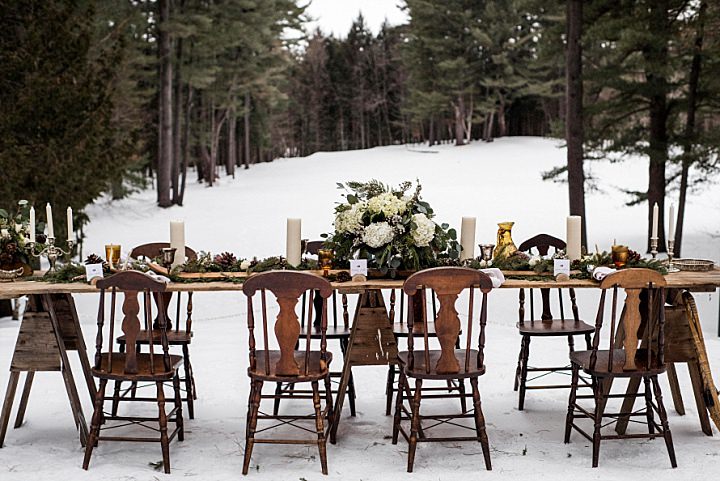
[{"left": 0, "top": 268, "right": 718, "bottom": 447}]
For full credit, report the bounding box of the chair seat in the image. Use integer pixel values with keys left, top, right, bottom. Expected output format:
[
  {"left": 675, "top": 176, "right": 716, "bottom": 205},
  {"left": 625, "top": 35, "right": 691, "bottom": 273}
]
[
  {"left": 249, "top": 351, "right": 332, "bottom": 381},
  {"left": 117, "top": 330, "right": 192, "bottom": 345},
  {"left": 392, "top": 321, "right": 438, "bottom": 337},
  {"left": 301, "top": 324, "right": 351, "bottom": 339},
  {"left": 398, "top": 350, "right": 485, "bottom": 379},
  {"left": 517, "top": 319, "right": 594, "bottom": 336},
  {"left": 570, "top": 349, "right": 666, "bottom": 377},
  {"left": 92, "top": 353, "right": 183, "bottom": 381}
]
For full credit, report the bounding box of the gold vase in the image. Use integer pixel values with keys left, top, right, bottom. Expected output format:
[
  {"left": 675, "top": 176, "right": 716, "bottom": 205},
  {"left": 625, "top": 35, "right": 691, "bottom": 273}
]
[{"left": 493, "top": 222, "right": 517, "bottom": 259}]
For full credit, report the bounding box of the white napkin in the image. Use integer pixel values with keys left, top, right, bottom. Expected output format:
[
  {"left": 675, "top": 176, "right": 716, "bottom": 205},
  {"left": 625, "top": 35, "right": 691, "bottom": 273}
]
[
  {"left": 480, "top": 267, "right": 506, "bottom": 288},
  {"left": 145, "top": 271, "right": 171, "bottom": 283},
  {"left": 592, "top": 266, "right": 616, "bottom": 281}
]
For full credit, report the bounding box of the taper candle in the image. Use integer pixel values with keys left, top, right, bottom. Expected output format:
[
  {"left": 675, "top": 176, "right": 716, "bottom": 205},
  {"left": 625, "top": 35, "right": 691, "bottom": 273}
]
[
  {"left": 669, "top": 203, "right": 676, "bottom": 240},
  {"left": 66, "top": 207, "right": 74, "bottom": 241},
  {"left": 651, "top": 202, "right": 659, "bottom": 239},
  {"left": 169, "top": 220, "right": 185, "bottom": 268},
  {"left": 286, "top": 218, "right": 302, "bottom": 266},
  {"left": 29, "top": 206, "right": 36, "bottom": 243},
  {"left": 46, "top": 203, "right": 54, "bottom": 238},
  {"left": 566, "top": 215, "right": 582, "bottom": 260},
  {"left": 459, "top": 217, "right": 476, "bottom": 261}
]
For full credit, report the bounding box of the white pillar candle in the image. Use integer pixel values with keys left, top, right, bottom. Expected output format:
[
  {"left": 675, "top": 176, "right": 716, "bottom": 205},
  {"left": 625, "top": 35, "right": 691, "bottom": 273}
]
[
  {"left": 668, "top": 203, "right": 676, "bottom": 240},
  {"left": 169, "top": 220, "right": 185, "bottom": 268},
  {"left": 46, "top": 203, "right": 54, "bottom": 238},
  {"left": 459, "top": 216, "right": 476, "bottom": 261},
  {"left": 566, "top": 215, "right": 582, "bottom": 261},
  {"left": 286, "top": 218, "right": 302, "bottom": 267},
  {"left": 66, "top": 206, "right": 74, "bottom": 241},
  {"left": 651, "top": 202, "right": 659, "bottom": 239},
  {"left": 29, "top": 206, "right": 36, "bottom": 243}
]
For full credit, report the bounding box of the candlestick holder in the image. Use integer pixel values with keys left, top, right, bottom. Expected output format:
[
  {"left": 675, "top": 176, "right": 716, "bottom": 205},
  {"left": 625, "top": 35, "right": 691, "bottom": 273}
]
[
  {"left": 26, "top": 237, "right": 75, "bottom": 273},
  {"left": 666, "top": 239, "right": 680, "bottom": 273},
  {"left": 650, "top": 237, "right": 659, "bottom": 259},
  {"left": 160, "top": 247, "right": 177, "bottom": 275}
]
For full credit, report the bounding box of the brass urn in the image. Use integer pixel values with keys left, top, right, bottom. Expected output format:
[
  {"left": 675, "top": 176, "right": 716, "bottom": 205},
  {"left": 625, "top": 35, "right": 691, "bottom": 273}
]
[{"left": 493, "top": 222, "right": 517, "bottom": 259}]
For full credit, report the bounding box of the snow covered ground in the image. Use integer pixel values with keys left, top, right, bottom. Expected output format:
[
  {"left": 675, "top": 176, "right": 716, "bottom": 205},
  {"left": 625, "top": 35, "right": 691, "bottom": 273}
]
[{"left": 1, "top": 136, "right": 719, "bottom": 480}]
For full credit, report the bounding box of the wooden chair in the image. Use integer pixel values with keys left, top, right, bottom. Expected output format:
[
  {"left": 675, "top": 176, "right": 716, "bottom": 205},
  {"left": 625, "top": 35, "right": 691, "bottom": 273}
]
[
  {"left": 83, "top": 271, "right": 184, "bottom": 474},
  {"left": 112, "top": 243, "right": 198, "bottom": 418},
  {"left": 273, "top": 241, "right": 357, "bottom": 417},
  {"left": 513, "top": 234, "right": 594, "bottom": 410},
  {"left": 242, "top": 271, "right": 334, "bottom": 475},
  {"left": 564, "top": 268, "right": 676, "bottom": 468},
  {"left": 392, "top": 267, "right": 493, "bottom": 473},
  {"left": 386, "top": 288, "right": 467, "bottom": 415}
]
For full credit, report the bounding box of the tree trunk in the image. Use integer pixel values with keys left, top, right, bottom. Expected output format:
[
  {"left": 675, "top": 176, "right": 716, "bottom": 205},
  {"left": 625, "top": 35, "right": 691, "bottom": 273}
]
[
  {"left": 454, "top": 95, "right": 465, "bottom": 146},
  {"left": 227, "top": 109, "right": 236, "bottom": 178},
  {"left": 157, "top": 0, "right": 173, "bottom": 207},
  {"left": 171, "top": 34, "right": 183, "bottom": 205},
  {"left": 243, "top": 91, "right": 250, "bottom": 170},
  {"left": 645, "top": 0, "right": 670, "bottom": 252},
  {"left": 566, "top": 0, "right": 587, "bottom": 247},
  {"left": 178, "top": 87, "right": 192, "bottom": 206},
  {"left": 428, "top": 116, "right": 436, "bottom": 146},
  {"left": 674, "top": 1, "right": 705, "bottom": 257},
  {"left": 497, "top": 93, "right": 507, "bottom": 138}
]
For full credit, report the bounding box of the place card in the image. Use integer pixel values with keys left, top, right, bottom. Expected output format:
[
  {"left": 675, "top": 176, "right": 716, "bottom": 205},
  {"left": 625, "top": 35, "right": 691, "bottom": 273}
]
[
  {"left": 85, "top": 263, "right": 104, "bottom": 282},
  {"left": 350, "top": 259, "right": 367, "bottom": 277},
  {"left": 553, "top": 259, "right": 570, "bottom": 277}
]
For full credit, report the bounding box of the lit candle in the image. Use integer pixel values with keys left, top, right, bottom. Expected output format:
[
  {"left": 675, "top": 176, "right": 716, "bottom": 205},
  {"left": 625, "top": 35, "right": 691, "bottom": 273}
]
[
  {"left": 566, "top": 215, "right": 582, "bottom": 260},
  {"left": 29, "top": 206, "right": 36, "bottom": 243},
  {"left": 651, "top": 202, "right": 659, "bottom": 239},
  {"left": 169, "top": 220, "right": 185, "bottom": 268},
  {"left": 286, "top": 218, "right": 302, "bottom": 266},
  {"left": 46, "top": 203, "right": 54, "bottom": 238},
  {"left": 669, "top": 203, "right": 676, "bottom": 240},
  {"left": 66, "top": 207, "right": 74, "bottom": 241},
  {"left": 459, "top": 217, "right": 476, "bottom": 261}
]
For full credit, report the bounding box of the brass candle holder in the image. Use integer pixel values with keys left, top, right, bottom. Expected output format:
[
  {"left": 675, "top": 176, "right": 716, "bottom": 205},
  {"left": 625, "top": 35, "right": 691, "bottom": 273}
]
[
  {"left": 478, "top": 244, "right": 495, "bottom": 265},
  {"left": 650, "top": 236, "right": 659, "bottom": 259},
  {"left": 318, "top": 248, "right": 334, "bottom": 277},
  {"left": 26, "top": 237, "right": 75, "bottom": 273},
  {"left": 161, "top": 247, "right": 177, "bottom": 275},
  {"left": 104, "top": 244, "right": 121, "bottom": 269},
  {"left": 666, "top": 239, "right": 680, "bottom": 273},
  {"left": 611, "top": 244, "right": 629, "bottom": 268}
]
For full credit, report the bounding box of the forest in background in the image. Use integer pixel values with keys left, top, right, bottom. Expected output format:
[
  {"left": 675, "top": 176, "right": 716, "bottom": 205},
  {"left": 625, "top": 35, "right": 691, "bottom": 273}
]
[{"left": 0, "top": 0, "right": 719, "bottom": 255}]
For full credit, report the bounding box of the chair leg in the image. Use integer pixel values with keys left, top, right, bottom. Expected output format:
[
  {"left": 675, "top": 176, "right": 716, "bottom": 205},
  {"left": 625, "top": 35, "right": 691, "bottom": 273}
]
[
  {"left": 181, "top": 344, "right": 195, "bottom": 419},
  {"left": 518, "top": 335, "right": 530, "bottom": 410},
  {"left": 172, "top": 374, "right": 184, "bottom": 442},
  {"left": 323, "top": 374, "right": 334, "bottom": 424},
  {"left": 651, "top": 375, "right": 677, "bottom": 468},
  {"left": 385, "top": 363, "right": 396, "bottom": 415},
  {"left": 567, "top": 334, "right": 575, "bottom": 353},
  {"left": 273, "top": 382, "right": 283, "bottom": 416},
  {"left": 111, "top": 343, "right": 126, "bottom": 417},
  {"left": 130, "top": 343, "right": 140, "bottom": 399},
  {"left": 407, "top": 378, "right": 423, "bottom": 473},
  {"left": 643, "top": 376, "right": 655, "bottom": 434},
  {"left": 513, "top": 336, "right": 524, "bottom": 392},
  {"left": 591, "top": 377, "right": 604, "bottom": 468},
  {"left": 470, "top": 377, "right": 492, "bottom": 471},
  {"left": 392, "top": 371, "right": 406, "bottom": 444},
  {"left": 584, "top": 333, "right": 592, "bottom": 350},
  {"left": 312, "top": 380, "right": 329, "bottom": 475},
  {"left": 564, "top": 364, "right": 580, "bottom": 443},
  {"left": 157, "top": 381, "right": 171, "bottom": 474},
  {"left": 243, "top": 380, "right": 262, "bottom": 475},
  {"left": 458, "top": 379, "right": 467, "bottom": 413},
  {"left": 82, "top": 378, "right": 106, "bottom": 470}
]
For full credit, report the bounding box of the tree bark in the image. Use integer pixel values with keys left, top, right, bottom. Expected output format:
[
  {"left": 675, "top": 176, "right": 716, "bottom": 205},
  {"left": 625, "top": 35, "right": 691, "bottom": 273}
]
[
  {"left": 243, "top": 91, "right": 251, "bottom": 169},
  {"left": 157, "top": 0, "right": 173, "bottom": 207},
  {"left": 497, "top": 93, "right": 507, "bottom": 138},
  {"left": 171, "top": 34, "right": 183, "bottom": 205},
  {"left": 566, "top": 0, "right": 587, "bottom": 247},
  {"left": 454, "top": 95, "right": 465, "bottom": 146},
  {"left": 674, "top": 1, "right": 705, "bottom": 257},
  {"left": 178, "top": 87, "right": 192, "bottom": 206},
  {"left": 227, "top": 109, "right": 236, "bottom": 178}
]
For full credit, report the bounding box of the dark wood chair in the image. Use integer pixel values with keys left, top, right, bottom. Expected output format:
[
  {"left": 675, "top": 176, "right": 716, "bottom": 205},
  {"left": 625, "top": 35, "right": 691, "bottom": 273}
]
[
  {"left": 386, "top": 288, "right": 467, "bottom": 415},
  {"left": 273, "top": 241, "right": 357, "bottom": 417},
  {"left": 513, "top": 233, "right": 594, "bottom": 410},
  {"left": 392, "top": 267, "right": 493, "bottom": 473},
  {"left": 83, "top": 271, "right": 184, "bottom": 474},
  {"left": 242, "top": 271, "right": 334, "bottom": 475},
  {"left": 564, "top": 268, "right": 676, "bottom": 468},
  {"left": 112, "top": 243, "right": 198, "bottom": 418}
]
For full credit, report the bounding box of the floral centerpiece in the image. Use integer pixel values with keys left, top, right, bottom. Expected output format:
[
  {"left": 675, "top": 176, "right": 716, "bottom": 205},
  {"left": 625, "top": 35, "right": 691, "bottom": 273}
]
[
  {"left": 324, "top": 180, "right": 460, "bottom": 273},
  {"left": 0, "top": 200, "right": 35, "bottom": 275}
]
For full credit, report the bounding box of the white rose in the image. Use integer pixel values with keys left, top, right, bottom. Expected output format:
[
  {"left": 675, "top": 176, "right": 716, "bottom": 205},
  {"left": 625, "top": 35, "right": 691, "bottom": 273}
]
[
  {"left": 529, "top": 255, "right": 541, "bottom": 267},
  {"left": 362, "top": 222, "right": 396, "bottom": 248},
  {"left": 334, "top": 202, "right": 366, "bottom": 234},
  {"left": 15, "top": 223, "right": 22, "bottom": 233},
  {"left": 0, "top": 228, "right": 9, "bottom": 239},
  {"left": 240, "top": 260, "right": 251, "bottom": 270},
  {"left": 411, "top": 213, "right": 435, "bottom": 247},
  {"left": 367, "top": 192, "right": 407, "bottom": 217}
]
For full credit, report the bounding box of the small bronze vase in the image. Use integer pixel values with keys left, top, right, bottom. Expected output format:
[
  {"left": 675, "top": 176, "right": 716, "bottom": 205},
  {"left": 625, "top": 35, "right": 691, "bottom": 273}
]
[{"left": 493, "top": 222, "right": 517, "bottom": 259}]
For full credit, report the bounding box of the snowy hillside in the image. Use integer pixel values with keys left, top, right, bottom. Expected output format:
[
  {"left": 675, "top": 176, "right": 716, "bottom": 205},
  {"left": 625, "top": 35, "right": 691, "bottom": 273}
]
[{"left": 1, "top": 137, "right": 719, "bottom": 480}]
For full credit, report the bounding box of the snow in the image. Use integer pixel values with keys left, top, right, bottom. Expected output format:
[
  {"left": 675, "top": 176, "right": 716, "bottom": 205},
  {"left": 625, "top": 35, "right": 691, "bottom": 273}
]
[{"left": 1, "top": 136, "right": 719, "bottom": 480}]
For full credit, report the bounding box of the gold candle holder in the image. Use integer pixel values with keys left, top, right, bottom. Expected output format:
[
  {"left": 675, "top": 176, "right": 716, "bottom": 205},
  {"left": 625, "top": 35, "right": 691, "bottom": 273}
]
[
  {"left": 611, "top": 245, "right": 629, "bottom": 268},
  {"left": 318, "top": 248, "right": 334, "bottom": 277}
]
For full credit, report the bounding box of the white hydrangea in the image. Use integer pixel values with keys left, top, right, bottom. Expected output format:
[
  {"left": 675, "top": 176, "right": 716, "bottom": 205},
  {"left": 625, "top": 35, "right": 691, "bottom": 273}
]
[
  {"left": 362, "top": 221, "right": 396, "bottom": 248},
  {"left": 411, "top": 213, "right": 435, "bottom": 247},
  {"left": 334, "top": 202, "right": 366, "bottom": 234},
  {"left": 367, "top": 192, "right": 407, "bottom": 217}
]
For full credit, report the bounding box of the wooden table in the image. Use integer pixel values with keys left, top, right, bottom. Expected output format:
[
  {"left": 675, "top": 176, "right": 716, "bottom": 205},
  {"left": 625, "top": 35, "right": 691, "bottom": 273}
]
[{"left": 0, "top": 268, "right": 718, "bottom": 447}]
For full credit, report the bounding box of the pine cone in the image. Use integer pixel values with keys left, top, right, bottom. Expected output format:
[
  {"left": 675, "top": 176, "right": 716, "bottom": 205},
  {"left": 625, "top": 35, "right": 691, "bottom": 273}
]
[
  {"left": 628, "top": 249, "right": 641, "bottom": 263},
  {"left": 85, "top": 253, "right": 105, "bottom": 265},
  {"left": 213, "top": 251, "right": 237, "bottom": 271},
  {"left": 36, "top": 234, "right": 47, "bottom": 244},
  {"left": 335, "top": 271, "right": 352, "bottom": 282},
  {"left": 5, "top": 242, "right": 17, "bottom": 254}
]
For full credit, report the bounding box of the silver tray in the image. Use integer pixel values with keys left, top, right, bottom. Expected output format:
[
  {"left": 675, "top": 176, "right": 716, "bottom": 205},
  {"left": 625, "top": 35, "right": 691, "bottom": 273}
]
[
  {"left": 673, "top": 258, "right": 715, "bottom": 272},
  {"left": 0, "top": 267, "right": 24, "bottom": 282}
]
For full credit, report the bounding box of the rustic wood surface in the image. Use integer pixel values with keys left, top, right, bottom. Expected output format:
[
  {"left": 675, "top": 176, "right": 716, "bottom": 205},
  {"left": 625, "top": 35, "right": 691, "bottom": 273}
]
[{"left": 0, "top": 267, "right": 718, "bottom": 299}]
